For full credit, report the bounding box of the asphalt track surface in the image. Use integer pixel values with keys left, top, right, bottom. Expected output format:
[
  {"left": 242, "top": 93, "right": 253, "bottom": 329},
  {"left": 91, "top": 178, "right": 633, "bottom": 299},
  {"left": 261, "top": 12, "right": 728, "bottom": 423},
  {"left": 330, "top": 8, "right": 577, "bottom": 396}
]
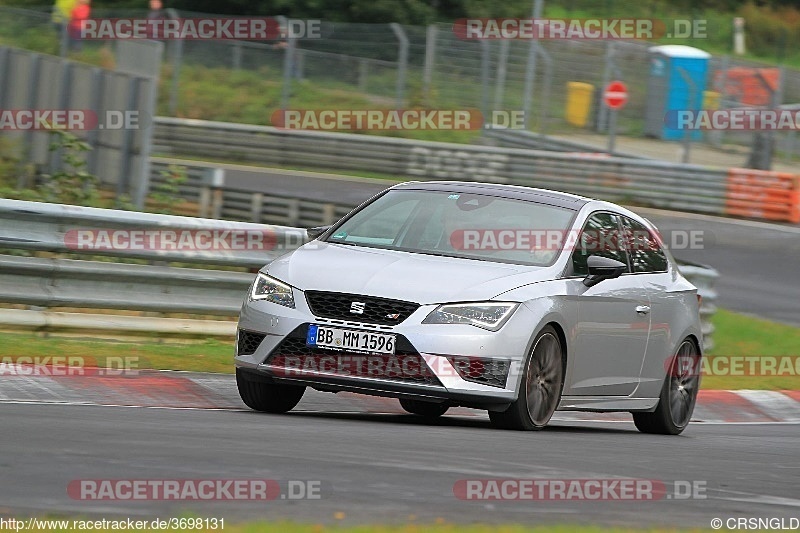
[
  {"left": 219, "top": 163, "right": 800, "bottom": 326},
  {"left": 1, "top": 401, "right": 798, "bottom": 528},
  {"left": 642, "top": 210, "right": 800, "bottom": 327}
]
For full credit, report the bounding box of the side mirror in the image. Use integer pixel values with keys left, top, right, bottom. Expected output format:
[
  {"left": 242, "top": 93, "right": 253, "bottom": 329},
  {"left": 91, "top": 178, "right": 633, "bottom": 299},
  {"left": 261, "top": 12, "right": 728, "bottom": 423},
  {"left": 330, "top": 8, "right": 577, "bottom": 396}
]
[
  {"left": 582, "top": 255, "right": 627, "bottom": 287},
  {"left": 306, "top": 225, "right": 332, "bottom": 240}
]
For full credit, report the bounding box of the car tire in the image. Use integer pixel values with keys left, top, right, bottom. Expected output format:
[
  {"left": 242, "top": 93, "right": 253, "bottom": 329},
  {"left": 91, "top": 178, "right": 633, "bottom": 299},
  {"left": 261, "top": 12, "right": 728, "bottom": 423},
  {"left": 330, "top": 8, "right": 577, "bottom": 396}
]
[
  {"left": 399, "top": 398, "right": 449, "bottom": 418},
  {"left": 633, "top": 338, "right": 700, "bottom": 435},
  {"left": 236, "top": 368, "right": 305, "bottom": 413},
  {"left": 489, "top": 325, "right": 564, "bottom": 431}
]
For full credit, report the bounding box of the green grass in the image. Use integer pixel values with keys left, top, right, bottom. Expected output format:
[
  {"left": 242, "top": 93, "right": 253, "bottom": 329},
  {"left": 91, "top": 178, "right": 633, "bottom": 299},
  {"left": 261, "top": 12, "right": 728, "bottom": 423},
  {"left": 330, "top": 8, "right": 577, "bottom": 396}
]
[
  {"left": 712, "top": 309, "right": 800, "bottom": 357},
  {"left": 0, "top": 330, "right": 235, "bottom": 374},
  {"left": 703, "top": 308, "right": 800, "bottom": 390},
  {"left": 157, "top": 65, "right": 480, "bottom": 144},
  {"left": 0, "top": 307, "right": 797, "bottom": 390}
]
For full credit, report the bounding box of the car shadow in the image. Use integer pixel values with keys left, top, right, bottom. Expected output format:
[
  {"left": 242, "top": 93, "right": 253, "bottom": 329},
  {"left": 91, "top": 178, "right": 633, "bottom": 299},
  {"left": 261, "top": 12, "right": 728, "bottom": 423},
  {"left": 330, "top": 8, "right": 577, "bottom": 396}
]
[{"left": 240, "top": 409, "right": 639, "bottom": 434}]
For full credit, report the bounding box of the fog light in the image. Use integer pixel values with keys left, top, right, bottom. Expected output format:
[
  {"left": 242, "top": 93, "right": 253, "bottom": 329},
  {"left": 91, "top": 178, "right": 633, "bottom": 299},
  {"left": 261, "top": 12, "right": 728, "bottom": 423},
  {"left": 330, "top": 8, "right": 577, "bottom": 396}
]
[{"left": 447, "top": 356, "right": 511, "bottom": 388}]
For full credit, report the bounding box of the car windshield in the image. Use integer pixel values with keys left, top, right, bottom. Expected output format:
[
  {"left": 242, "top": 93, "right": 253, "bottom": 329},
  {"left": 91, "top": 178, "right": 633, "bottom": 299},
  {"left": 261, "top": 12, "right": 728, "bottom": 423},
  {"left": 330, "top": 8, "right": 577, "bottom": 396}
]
[{"left": 323, "top": 189, "right": 577, "bottom": 266}]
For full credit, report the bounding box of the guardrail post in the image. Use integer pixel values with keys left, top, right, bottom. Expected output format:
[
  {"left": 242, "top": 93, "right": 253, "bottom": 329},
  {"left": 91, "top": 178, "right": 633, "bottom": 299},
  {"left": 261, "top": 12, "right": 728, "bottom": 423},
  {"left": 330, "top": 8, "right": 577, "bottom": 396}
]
[
  {"left": 231, "top": 42, "right": 242, "bottom": 70},
  {"left": 250, "top": 193, "right": 264, "bottom": 223},
  {"left": 212, "top": 192, "right": 223, "bottom": 219},
  {"left": 322, "top": 204, "right": 336, "bottom": 225},
  {"left": 201, "top": 168, "right": 225, "bottom": 219},
  {"left": 199, "top": 187, "right": 210, "bottom": 218},
  {"left": 286, "top": 198, "right": 300, "bottom": 226},
  {"left": 389, "top": 23, "right": 408, "bottom": 108}
]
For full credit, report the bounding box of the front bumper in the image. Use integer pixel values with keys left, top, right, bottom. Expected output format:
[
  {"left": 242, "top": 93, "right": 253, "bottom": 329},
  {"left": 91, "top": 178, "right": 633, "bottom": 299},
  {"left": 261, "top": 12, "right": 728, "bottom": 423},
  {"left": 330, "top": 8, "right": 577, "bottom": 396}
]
[{"left": 235, "top": 290, "right": 537, "bottom": 408}]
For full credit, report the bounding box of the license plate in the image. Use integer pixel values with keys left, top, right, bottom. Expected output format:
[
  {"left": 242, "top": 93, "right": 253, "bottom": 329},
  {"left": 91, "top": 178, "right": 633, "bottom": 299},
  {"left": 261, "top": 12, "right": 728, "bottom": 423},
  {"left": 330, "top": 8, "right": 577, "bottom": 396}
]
[{"left": 306, "top": 324, "right": 396, "bottom": 355}]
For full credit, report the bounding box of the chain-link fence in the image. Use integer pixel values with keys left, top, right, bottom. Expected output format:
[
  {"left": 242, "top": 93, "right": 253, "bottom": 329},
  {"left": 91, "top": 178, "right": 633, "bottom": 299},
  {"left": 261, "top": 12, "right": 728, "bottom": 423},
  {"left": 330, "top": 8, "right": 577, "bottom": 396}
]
[{"left": 2, "top": 6, "right": 800, "bottom": 164}]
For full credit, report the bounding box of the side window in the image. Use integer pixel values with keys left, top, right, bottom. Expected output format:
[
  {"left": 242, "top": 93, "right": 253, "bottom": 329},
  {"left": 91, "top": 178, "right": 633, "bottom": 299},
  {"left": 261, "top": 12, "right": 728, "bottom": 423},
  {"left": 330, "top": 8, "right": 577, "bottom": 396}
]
[
  {"left": 571, "top": 212, "right": 629, "bottom": 276},
  {"left": 621, "top": 217, "right": 668, "bottom": 273}
]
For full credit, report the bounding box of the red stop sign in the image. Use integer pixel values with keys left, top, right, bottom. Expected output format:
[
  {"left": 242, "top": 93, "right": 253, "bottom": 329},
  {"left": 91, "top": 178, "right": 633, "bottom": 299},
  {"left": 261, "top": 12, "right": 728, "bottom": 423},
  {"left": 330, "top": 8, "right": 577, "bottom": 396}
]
[{"left": 604, "top": 81, "right": 628, "bottom": 110}]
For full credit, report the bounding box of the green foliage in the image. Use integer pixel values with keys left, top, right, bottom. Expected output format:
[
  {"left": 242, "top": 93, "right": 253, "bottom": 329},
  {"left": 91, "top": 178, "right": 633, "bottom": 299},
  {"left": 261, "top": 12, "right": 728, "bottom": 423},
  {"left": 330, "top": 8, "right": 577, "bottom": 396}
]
[
  {"left": 0, "top": 136, "right": 36, "bottom": 200},
  {"left": 40, "top": 129, "right": 100, "bottom": 206},
  {"left": 0, "top": 136, "right": 20, "bottom": 188},
  {"left": 158, "top": 66, "right": 282, "bottom": 122},
  {"left": 3, "top": 1, "right": 800, "bottom": 65},
  {"left": 0, "top": 133, "right": 190, "bottom": 214},
  {"left": 112, "top": 193, "right": 137, "bottom": 211},
  {"left": 738, "top": 2, "right": 798, "bottom": 61},
  {"left": 149, "top": 164, "right": 187, "bottom": 214},
  {"left": 404, "top": 76, "right": 426, "bottom": 109}
]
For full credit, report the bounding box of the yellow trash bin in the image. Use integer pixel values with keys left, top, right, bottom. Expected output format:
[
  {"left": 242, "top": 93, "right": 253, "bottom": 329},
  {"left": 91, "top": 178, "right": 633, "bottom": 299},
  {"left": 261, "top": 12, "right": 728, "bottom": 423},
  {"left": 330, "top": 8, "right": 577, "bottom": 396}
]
[
  {"left": 565, "top": 82, "right": 594, "bottom": 128},
  {"left": 702, "top": 90, "right": 720, "bottom": 110}
]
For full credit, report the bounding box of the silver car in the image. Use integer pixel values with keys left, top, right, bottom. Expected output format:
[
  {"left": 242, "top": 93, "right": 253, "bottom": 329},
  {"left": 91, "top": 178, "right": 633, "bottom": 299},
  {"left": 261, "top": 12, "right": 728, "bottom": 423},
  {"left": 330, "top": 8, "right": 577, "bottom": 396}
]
[{"left": 235, "top": 182, "right": 703, "bottom": 434}]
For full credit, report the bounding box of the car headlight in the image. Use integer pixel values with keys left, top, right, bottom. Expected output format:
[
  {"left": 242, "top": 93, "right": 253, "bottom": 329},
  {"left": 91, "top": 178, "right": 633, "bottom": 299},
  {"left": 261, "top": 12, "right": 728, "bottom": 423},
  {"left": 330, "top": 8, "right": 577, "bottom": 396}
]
[
  {"left": 422, "top": 302, "right": 519, "bottom": 331},
  {"left": 250, "top": 273, "right": 295, "bottom": 308}
]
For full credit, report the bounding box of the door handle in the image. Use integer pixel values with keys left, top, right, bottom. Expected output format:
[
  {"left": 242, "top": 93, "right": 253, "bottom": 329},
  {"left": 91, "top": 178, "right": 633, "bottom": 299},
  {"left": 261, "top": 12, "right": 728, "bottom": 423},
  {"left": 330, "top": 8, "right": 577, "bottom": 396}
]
[{"left": 635, "top": 305, "right": 650, "bottom": 315}]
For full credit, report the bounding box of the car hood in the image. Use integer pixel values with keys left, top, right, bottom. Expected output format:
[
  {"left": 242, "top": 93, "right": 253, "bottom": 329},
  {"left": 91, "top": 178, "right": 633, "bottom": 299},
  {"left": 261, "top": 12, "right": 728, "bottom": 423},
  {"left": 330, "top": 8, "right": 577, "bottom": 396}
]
[{"left": 266, "top": 242, "right": 560, "bottom": 304}]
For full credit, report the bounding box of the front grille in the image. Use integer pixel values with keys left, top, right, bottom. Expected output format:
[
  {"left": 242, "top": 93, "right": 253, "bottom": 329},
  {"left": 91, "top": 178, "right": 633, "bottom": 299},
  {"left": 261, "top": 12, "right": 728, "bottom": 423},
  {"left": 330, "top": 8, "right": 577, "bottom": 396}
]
[
  {"left": 237, "top": 329, "right": 266, "bottom": 356},
  {"left": 264, "top": 325, "right": 441, "bottom": 386},
  {"left": 305, "top": 291, "right": 419, "bottom": 325}
]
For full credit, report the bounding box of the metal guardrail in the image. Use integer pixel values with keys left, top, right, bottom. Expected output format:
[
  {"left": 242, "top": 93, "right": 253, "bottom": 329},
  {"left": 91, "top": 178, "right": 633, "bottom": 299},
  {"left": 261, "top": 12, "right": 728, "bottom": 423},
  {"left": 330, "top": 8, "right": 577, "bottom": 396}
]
[
  {"left": 678, "top": 262, "right": 719, "bottom": 352},
  {"left": 0, "top": 198, "right": 301, "bottom": 323},
  {"left": 149, "top": 159, "right": 354, "bottom": 227},
  {"left": 0, "top": 200, "right": 719, "bottom": 350},
  {"left": 0, "top": 253, "right": 251, "bottom": 316},
  {"left": 152, "top": 117, "right": 800, "bottom": 224},
  {"left": 0, "top": 198, "right": 306, "bottom": 269},
  {"left": 480, "top": 127, "right": 647, "bottom": 159}
]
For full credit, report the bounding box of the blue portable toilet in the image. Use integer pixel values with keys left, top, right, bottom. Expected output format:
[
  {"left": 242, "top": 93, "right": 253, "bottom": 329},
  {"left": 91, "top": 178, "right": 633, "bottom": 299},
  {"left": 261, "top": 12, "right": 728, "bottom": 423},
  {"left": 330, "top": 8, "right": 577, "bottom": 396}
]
[{"left": 644, "top": 45, "right": 711, "bottom": 141}]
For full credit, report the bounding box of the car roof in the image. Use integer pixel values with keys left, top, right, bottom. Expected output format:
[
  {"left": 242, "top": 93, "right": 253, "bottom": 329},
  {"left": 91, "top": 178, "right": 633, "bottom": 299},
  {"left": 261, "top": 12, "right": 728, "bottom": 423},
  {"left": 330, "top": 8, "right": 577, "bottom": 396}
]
[{"left": 391, "top": 181, "right": 591, "bottom": 210}]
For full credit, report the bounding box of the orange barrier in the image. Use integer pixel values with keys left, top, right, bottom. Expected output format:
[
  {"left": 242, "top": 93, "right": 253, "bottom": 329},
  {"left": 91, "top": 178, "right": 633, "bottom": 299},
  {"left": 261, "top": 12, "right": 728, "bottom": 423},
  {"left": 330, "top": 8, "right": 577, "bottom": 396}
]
[
  {"left": 714, "top": 68, "right": 780, "bottom": 107},
  {"left": 726, "top": 169, "right": 800, "bottom": 224}
]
